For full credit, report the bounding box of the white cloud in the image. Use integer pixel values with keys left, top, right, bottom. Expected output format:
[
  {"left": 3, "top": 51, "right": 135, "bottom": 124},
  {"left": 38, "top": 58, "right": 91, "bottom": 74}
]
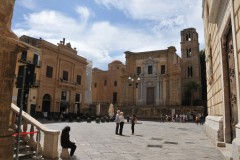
[
  {"left": 16, "top": 10, "right": 84, "bottom": 39},
  {"left": 16, "top": 0, "right": 37, "bottom": 10},
  {"left": 13, "top": 1, "right": 204, "bottom": 70},
  {"left": 95, "top": 0, "right": 204, "bottom": 51},
  {"left": 75, "top": 6, "right": 92, "bottom": 23}
]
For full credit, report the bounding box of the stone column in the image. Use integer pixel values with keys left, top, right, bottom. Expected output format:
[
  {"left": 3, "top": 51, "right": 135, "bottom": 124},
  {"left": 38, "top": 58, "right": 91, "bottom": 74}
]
[
  {"left": 0, "top": 36, "right": 26, "bottom": 160},
  {"left": 0, "top": 1, "right": 27, "bottom": 159}
]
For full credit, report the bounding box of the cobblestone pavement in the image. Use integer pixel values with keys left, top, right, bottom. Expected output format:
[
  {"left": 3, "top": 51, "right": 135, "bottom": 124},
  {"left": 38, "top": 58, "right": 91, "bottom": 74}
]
[{"left": 43, "top": 120, "right": 224, "bottom": 160}]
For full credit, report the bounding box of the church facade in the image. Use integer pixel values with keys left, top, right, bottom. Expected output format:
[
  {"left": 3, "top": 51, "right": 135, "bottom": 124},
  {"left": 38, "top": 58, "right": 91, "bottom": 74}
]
[
  {"left": 92, "top": 28, "right": 202, "bottom": 116},
  {"left": 122, "top": 46, "right": 181, "bottom": 107}
]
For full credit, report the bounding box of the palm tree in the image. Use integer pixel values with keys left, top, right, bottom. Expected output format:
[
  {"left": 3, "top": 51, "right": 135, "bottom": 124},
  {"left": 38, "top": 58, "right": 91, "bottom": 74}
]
[{"left": 185, "top": 81, "right": 201, "bottom": 106}]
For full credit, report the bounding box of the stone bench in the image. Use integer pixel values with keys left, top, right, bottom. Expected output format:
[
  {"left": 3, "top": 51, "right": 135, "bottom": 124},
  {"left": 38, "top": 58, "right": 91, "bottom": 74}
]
[{"left": 60, "top": 148, "right": 70, "bottom": 159}]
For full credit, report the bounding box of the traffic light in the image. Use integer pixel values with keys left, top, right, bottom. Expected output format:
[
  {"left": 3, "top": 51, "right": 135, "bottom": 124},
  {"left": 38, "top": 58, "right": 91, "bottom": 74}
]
[
  {"left": 25, "top": 64, "right": 35, "bottom": 88},
  {"left": 16, "top": 64, "right": 35, "bottom": 88}
]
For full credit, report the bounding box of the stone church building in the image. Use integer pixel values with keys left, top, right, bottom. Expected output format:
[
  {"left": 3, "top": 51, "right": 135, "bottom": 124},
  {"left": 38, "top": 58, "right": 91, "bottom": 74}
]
[{"left": 92, "top": 28, "right": 203, "bottom": 116}]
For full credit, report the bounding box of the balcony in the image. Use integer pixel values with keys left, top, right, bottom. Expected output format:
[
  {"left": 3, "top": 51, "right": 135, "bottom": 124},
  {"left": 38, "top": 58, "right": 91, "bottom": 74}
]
[
  {"left": 59, "top": 78, "right": 78, "bottom": 88},
  {"left": 31, "top": 80, "right": 40, "bottom": 88},
  {"left": 18, "top": 58, "right": 41, "bottom": 68}
]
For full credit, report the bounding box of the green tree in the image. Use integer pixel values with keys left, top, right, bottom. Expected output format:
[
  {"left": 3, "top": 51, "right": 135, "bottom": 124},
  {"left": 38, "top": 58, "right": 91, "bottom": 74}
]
[{"left": 185, "top": 80, "right": 201, "bottom": 106}]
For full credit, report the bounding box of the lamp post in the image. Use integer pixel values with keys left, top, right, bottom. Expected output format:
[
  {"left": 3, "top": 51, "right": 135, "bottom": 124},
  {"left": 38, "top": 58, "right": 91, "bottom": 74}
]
[{"left": 128, "top": 75, "right": 140, "bottom": 115}]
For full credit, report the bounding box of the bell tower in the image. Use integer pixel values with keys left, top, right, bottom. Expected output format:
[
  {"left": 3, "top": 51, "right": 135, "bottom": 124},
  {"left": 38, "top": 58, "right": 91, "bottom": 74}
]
[{"left": 180, "top": 28, "right": 201, "bottom": 105}]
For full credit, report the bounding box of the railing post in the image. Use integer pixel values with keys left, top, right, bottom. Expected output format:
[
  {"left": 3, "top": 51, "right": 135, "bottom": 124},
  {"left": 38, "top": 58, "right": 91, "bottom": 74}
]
[
  {"left": 35, "top": 130, "right": 42, "bottom": 158},
  {"left": 22, "top": 121, "right": 29, "bottom": 142},
  {"left": 29, "top": 124, "right": 35, "bottom": 147},
  {"left": 43, "top": 130, "right": 60, "bottom": 159}
]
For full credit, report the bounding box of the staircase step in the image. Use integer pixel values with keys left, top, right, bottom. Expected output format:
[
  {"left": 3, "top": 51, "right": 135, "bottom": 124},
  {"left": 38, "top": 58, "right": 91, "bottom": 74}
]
[
  {"left": 14, "top": 139, "right": 28, "bottom": 146},
  {"left": 13, "top": 150, "right": 36, "bottom": 160},
  {"left": 14, "top": 145, "right": 33, "bottom": 153}
]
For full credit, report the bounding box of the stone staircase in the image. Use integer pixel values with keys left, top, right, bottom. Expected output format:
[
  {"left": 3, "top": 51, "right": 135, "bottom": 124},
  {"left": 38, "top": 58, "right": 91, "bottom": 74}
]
[
  {"left": 13, "top": 139, "right": 37, "bottom": 160},
  {"left": 10, "top": 103, "right": 60, "bottom": 159}
]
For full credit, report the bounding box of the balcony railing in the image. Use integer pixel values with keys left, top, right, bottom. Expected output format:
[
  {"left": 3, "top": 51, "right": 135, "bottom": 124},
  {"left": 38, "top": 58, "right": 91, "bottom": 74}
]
[
  {"left": 18, "top": 58, "right": 41, "bottom": 67},
  {"left": 31, "top": 80, "right": 40, "bottom": 88},
  {"left": 59, "top": 78, "right": 79, "bottom": 88},
  {"left": 10, "top": 103, "right": 60, "bottom": 159}
]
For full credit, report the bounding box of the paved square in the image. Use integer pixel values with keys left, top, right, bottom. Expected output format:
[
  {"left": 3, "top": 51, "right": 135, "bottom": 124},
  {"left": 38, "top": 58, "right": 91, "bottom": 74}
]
[{"left": 42, "top": 120, "right": 224, "bottom": 160}]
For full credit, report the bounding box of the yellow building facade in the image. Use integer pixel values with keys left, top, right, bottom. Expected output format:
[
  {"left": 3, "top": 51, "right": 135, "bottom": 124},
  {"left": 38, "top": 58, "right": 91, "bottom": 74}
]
[
  {"left": 12, "top": 43, "right": 42, "bottom": 116},
  {"left": 202, "top": 0, "right": 240, "bottom": 159},
  {"left": 92, "top": 60, "right": 125, "bottom": 105},
  {"left": 18, "top": 36, "right": 88, "bottom": 117}
]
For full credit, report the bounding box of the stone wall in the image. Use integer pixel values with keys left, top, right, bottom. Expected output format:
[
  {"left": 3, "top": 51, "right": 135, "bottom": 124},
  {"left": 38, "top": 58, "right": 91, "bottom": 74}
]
[
  {"left": 203, "top": 0, "right": 240, "bottom": 159},
  {"left": 87, "top": 104, "right": 204, "bottom": 120}
]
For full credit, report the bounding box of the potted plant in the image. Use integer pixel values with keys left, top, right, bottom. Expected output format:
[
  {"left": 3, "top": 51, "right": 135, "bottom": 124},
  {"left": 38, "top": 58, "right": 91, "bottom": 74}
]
[
  {"left": 76, "top": 116, "right": 81, "bottom": 122},
  {"left": 87, "top": 117, "right": 91, "bottom": 123},
  {"left": 95, "top": 117, "right": 100, "bottom": 123},
  {"left": 105, "top": 116, "right": 110, "bottom": 122},
  {"left": 100, "top": 117, "right": 105, "bottom": 123}
]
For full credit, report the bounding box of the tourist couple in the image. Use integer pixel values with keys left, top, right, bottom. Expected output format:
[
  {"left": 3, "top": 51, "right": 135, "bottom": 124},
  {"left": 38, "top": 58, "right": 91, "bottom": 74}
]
[{"left": 114, "top": 110, "right": 137, "bottom": 135}]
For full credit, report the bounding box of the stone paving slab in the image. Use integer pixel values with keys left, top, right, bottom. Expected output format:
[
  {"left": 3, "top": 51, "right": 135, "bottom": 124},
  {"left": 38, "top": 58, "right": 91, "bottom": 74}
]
[{"left": 41, "top": 120, "right": 224, "bottom": 160}]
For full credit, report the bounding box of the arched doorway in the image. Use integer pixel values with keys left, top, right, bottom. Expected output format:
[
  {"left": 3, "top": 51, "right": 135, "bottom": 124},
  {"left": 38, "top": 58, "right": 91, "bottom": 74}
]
[{"left": 42, "top": 94, "right": 51, "bottom": 117}]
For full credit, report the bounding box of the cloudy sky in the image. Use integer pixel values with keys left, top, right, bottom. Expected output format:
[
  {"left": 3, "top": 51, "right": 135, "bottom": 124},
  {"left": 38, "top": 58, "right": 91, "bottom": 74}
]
[{"left": 12, "top": 0, "right": 204, "bottom": 70}]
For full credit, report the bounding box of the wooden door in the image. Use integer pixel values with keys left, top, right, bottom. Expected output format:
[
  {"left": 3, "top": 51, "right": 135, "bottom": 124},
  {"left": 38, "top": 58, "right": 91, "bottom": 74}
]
[
  {"left": 147, "top": 87, "right": 154, "bottom": 105},
  {"left": 226, "top": 28, "right": 238, "bottom": 140}
]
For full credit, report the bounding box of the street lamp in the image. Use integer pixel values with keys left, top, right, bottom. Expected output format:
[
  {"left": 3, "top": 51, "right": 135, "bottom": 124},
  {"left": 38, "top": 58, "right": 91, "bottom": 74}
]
[{"left": 128, "top": 75, "right": 140, "bottom": 114}]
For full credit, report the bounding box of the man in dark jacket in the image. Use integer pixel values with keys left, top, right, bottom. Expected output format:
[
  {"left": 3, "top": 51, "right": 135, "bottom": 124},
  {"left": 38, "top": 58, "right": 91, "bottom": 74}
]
[{"left": 61, "top": 126, "right": 77, "bottom": 157}]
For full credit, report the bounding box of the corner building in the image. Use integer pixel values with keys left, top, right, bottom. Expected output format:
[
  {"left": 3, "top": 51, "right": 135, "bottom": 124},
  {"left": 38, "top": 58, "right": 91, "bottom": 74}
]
[
  {"left": 202, "top": 0, "right": 240, "bottom": 159},
  {"left": 19, "top": 36, "right": 88, "bottom": 117}
]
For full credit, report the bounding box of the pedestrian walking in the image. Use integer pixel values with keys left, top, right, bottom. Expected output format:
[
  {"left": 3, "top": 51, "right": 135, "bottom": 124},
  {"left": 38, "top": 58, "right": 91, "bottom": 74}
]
[
  {"left": 119, "top": 112, "right": 125, "bottom": 135},
  {"left": 114, "top": 110, "right": 120, "bottom": 134},
  {"left": 195, "top": 116, "right": 199, "bottom": 125},
  {"left": 60, "top": 126, "right": 77, "bottom": 157},
  {"left": 160, "top": 114, "right": 164, "bottom": 123},
  {"left": 131, "top": 114, "right": 137, "bottom": 135}
]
